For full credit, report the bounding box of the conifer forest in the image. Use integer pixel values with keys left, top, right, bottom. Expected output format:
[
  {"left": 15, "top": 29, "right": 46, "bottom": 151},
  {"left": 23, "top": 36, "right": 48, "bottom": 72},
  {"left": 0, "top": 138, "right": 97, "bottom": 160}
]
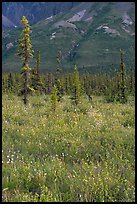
[{"left": 2, "top": 14, "right": 135, "bottom": 202}]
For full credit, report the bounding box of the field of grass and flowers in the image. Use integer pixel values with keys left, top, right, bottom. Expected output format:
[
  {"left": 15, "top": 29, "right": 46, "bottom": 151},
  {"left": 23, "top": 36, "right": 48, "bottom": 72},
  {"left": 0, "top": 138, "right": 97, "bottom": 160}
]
[{"left": 2, "top": 93, "right": 135, "bottom": 202}]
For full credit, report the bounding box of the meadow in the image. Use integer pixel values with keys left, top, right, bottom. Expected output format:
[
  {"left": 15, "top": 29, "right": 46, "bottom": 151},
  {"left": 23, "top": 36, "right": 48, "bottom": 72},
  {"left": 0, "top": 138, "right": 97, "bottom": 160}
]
[{"left": 2, "top": 93, "right": 135, "bottom": 202}]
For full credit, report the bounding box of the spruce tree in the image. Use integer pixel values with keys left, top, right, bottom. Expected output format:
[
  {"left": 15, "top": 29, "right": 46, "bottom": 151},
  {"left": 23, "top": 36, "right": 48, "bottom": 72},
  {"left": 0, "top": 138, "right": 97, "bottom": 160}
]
[
  {"left": 55, "top": 50, "right": 63, "bottom": 101},
  {"left": 116, "top": 72, "right": 120, "bottom": 100},
  {"left": 51, "top": 85, "right": 58, "bottom": 112},
  {"left": 83, "top": 73, "right": 92, "bottom": 102},
  {"left": 7, "top": 72, "right": 13, "bottom": 93},
  {"left": 31, "top": 50, "right": 43, "bottom": 93},
  {"left": 56, "top": 50, "right": 62, "bottom": 73},
  {"left": 17, "top": 16, "right": 34, "bottom": 105},
  {"left": 2, "top": 75, "right": 6, "bottom": 93},
  {"left": 64, "top": 74, "right": 70, "bottom": 95},
  {"left": 117, "top": 49, "right": 127, "bottom": 103},
  {"left": 129, "top": 66, "right": 134, "bottom": 94},
  {"left": 36, "top": 50, "right": 40, "bottom": 75},
  {"left": 71, "top": 64, "right": 81, "bottom": 105},
  {"left": 46, "top": 72, "right": 53, "bottom": 94}
]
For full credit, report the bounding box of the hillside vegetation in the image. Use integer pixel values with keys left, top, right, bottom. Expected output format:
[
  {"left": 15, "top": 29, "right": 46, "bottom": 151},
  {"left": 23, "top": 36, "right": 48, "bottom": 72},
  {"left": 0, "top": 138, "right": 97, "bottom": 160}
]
[{"left": 2, "top": 2, "right": 135, "bottom": 73}]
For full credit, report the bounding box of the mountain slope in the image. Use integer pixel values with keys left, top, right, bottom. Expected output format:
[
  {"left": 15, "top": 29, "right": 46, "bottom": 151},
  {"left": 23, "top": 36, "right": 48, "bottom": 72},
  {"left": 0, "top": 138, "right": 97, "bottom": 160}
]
[
  {"left": 2, "top": 14, "right": 17, "bottom": 29},
  {"left": 2, "top": 2, "right": 81, "bottom": 29},
  {"left": 2, "top": 2, "right": 135, "bottom": 74}
]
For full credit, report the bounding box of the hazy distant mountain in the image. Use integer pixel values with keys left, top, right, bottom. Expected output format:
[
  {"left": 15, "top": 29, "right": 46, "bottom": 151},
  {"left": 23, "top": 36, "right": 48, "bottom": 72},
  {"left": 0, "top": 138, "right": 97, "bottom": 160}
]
[
  {"left": 2, "top": 2, "right": 81, "bottom": 29},
  {"left": 2, "top": 2, "right": 135, "bottom": 73},
  {"left": 2, "top": 14, "right": 16, "bottom": 29}
]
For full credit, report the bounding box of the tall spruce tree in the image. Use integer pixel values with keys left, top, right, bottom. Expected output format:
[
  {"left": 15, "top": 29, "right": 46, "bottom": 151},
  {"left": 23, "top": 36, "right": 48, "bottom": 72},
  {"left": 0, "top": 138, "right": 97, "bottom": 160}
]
[
  {"left": 17, "top": 16, "right": 34, "bottom": 105},
  {"left": 118, "top": 49, "right": 127, "bottom": 103},
  {"left": 31, "top": 50, "right": 43, "bottom": 93}
]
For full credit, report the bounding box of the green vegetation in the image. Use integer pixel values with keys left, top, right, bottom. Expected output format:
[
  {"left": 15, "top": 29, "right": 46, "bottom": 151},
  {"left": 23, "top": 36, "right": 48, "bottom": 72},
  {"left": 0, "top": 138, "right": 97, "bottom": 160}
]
[
  {"left": 2, "top": 93, "right": 135, "bottom": 202},
  {"left": 51, "top": 85, "right": 59, "bottom": 112},
  {"left": 17, "top": 16, "right": 34, "bottom": 105},
  {"left": 118, "top": 49, "right": 127, "bottom": 103},
  {"left": 2, "top": 13, "right": 135, "bottom": 202},
  {"left": 31, "top": 50, "right": 44, "bottom": 93},
  {"left": 2, "top": 2, "right": 135, "bottom": 73},
  {"left": 71, "top": 64, "right": 82, "bottom": 105}
]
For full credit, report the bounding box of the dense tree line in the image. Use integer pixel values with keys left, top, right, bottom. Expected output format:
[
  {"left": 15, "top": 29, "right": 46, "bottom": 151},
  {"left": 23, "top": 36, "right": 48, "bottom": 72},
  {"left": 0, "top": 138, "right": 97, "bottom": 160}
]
[
  {"left": 2, "top": 65, "right": 135, "bottom": 101},
  {"left": 2, "top": 16, "right": 135, "bottom": 107}
]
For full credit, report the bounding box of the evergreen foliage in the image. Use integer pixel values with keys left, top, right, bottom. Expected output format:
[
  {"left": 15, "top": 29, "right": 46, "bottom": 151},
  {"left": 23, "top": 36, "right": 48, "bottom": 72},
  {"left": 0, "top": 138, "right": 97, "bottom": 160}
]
[
  {"left": 2, "top": 16, "right": 134, "bottom": 107},
  {"left": 45, "top": 72, "right": 53, "bottom": 94},
  {"left": 83, "top": 73, "right": 92, "bottom": 102},
  {"left": 55, "top": 50, "right": 64, "bottom": 101},
  {"left": 17, "top": 16, "right": 34, "bottom": 105},
  {"left": 51, "top": 85, "right": 58, "bottom": 111},
  {"left": 7, "top": 72, "right": 14, "bottom": 92},
  {"left": 71, "top": 64, "right": 81, "bottom": 105},
  {"left": 31, "top": 50, "right": 44, "bottom": 93},
  {"left": 117, "top": 49, "right": 127, "bottom": 103}
]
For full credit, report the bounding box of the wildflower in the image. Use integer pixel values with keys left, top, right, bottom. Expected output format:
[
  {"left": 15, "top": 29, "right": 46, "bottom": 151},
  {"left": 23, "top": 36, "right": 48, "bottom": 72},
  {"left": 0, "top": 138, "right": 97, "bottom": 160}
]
[{"left": 93, "top": 166, "right": 98, "bottom": 170}]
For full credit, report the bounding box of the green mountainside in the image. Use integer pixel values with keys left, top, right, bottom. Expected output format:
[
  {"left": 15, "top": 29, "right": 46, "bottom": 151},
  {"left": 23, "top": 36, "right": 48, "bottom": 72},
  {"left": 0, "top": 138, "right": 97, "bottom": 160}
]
[{"left": 2, "top": 2, "right": 135, "bottom": 74}]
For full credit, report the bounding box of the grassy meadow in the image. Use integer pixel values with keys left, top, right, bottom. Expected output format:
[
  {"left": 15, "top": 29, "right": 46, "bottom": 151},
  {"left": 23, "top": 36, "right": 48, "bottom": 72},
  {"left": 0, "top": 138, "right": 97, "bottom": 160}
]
[{"left": 2, "top": 93, "right": 135, "bottom": 202}]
